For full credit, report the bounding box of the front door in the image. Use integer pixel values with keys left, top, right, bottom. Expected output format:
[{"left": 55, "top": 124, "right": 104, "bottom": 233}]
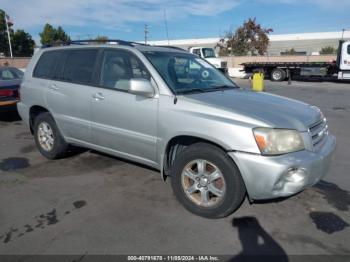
[{"left": 90, "top": 49, "right": 158, "bottom": 166}]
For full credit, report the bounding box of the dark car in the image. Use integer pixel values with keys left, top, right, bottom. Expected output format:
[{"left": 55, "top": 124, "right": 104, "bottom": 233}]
[{"left": 0, "top": 67, "right": 23, "bottom": 112}]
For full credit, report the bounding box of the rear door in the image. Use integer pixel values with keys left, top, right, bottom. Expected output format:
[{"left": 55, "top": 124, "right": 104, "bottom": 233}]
[
  {"left": 44, "top": 48, "right": 100, "bottom": 143},
  {"left": 340, "top": 42, "right": 350, "bottom": 71},
  {"left": 90, "top": 48, "right": 158, "bottom": 165}
]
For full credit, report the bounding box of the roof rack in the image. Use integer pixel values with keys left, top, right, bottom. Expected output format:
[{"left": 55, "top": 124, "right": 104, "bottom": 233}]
[
  {"left": 41, "top": 39, "right": 149, "bottom": 48},
  {"left": 41, "top": 40, "right": 187, "bottom": 52},
  {"left": 154, "top": 45, "right": 185, "bottom": 51}
]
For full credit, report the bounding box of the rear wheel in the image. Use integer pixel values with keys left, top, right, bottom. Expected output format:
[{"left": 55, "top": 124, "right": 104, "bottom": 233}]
[
  {"left": 170, "top": 143, "right": 246, "bottom": 218},
  {"left": 271, "top": 68, "right": 286, "bottom": 82},
  {"left": 34, "top": 112, "right": 68, "bottom": 159}
]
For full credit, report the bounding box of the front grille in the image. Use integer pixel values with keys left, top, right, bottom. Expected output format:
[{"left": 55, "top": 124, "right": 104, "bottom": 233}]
[
  {"left": 221, "top": 61, "right": 227, "bottom": 68},
  {"left": 309, "top": 118, "right": 328, "bottom": 147}
]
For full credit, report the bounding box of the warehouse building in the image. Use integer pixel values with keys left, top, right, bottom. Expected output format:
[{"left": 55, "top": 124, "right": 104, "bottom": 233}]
[{"left": 148, "top": 31, "right": 350, "bottom": 56}]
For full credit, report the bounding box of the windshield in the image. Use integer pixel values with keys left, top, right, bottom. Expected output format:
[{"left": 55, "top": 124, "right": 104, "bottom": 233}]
[
  {"left": 143, "top": 51, "right": 237, "bottom": 94},
  {"left": 202, "top": 48, "right": 216, "bottom": 58}
]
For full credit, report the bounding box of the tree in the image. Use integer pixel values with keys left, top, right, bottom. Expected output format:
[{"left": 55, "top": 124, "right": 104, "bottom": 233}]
[
  {"left": 39, "top": 24, "right": 55, "bottom": 45},
  {"left": 0, "top": 10, "right": 14, "bottom": 57},
  {"left": 55, "top": 26, "right": 70, "bottom": 43},
  {"left": 320, "top": 46, "right": 337, "bottom": 55},
  {"left": 282, "top": 48, "right": 297, "bottom": 55},
  {"left": 94, "top": 35, "right": 108, "bottom": 44},
  {"left": 217, "top": 18, "right": 273, "bottom": 56},
  {"left": 39, "top": 23, "right": 70, "bottom": 45},
  {"left": 11, "top": 30, "right": 35, "bottom": 57}
]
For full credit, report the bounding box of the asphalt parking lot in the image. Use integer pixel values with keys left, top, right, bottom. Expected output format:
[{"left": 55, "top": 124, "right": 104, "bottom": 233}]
[{"left": 0, "top": 79, "right": 349, "bottom": 258}]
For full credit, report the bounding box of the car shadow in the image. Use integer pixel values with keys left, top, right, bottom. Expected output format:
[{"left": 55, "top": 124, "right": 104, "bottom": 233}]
[
  {"left": 0, "top": 110, "right": 21, "bottom": 122},
  {"left": 251, "top": 191, "right": 302, "bottom": 205},
  {"left": 230, "top": 216, "right": 289, "bottom": 262},
  {"left": 88, "top": 150, "right": 160, "bottom": 173}
]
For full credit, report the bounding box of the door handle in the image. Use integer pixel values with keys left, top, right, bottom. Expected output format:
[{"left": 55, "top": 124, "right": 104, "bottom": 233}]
[
  {"left": 49, "top": 84, "right": 59, "bottom": 90},
  {"left": 92, "top": 92, "right": 105, "bottom": 101}
]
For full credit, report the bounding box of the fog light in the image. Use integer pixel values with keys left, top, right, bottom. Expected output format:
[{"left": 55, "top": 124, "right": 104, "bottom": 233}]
[{"left": 285, "top": 168, "right": 307, "bottom": 183}]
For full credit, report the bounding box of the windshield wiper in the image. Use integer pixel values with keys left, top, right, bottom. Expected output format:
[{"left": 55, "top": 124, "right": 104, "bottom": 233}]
[
  {"left": 176, "top": 88, "right": 206, "bottom": 94},
  {"left": 207, "top": 85, "right": 237, "bottom": 91}
]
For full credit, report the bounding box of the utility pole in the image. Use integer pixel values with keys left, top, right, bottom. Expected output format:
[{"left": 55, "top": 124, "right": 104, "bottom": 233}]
[
  {"left": 3, "top": 11, "right": 13, "bottom": 58},
  {"left": 144, "top": 24, "right": 149, "bottom": 44},
  {"left": 342, "top": 29, "right": 345, "bottom": 40}
]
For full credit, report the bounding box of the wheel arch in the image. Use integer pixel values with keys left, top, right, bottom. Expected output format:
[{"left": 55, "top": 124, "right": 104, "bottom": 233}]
[
  {"left": 29, "top": 105, "right": 50, "bottom": 134},
  {"left": 161, "top": 134, "right": 231, "bottom": 179}
]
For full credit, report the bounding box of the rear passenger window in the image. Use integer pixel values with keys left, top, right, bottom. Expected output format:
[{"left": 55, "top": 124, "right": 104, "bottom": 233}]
[
  {"left": 100, "top": 50, "right": 150, "bottom": 90},
  {"left": 62, "top": 49, "right": 98, "bottom": 85},
  {"left": 33, "top": 51, "right": 61, "bottom": 79}
]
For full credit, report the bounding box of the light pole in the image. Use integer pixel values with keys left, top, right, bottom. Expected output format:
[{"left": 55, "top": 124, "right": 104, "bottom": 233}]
[{"left": 2, "top": 10, "right": 13, "bottom": 58}]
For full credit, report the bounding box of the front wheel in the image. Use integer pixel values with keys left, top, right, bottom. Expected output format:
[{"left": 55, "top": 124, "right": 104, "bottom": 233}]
[{"left": 170, "top": 143, "right": 246, "bottom": 218}]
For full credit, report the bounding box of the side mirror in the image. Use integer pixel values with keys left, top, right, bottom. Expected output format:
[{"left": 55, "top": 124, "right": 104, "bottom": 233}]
[{"left": 128, "top": 79, "right": 155, "bottom": 98}]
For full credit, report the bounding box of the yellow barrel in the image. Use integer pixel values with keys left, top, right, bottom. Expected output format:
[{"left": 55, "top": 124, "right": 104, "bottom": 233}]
[{"left": 252, "top": 72, "right": 264, "bottom": 92}]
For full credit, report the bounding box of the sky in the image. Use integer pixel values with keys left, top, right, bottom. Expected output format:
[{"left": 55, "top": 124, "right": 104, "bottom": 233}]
[{"left": 2, "top": 0, "right": 350, "bottom": 44}]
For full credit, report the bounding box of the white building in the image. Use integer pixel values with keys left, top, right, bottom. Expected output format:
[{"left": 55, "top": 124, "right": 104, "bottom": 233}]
[{"left": 147, "top": 31, "right": 350, "bottom": 56}]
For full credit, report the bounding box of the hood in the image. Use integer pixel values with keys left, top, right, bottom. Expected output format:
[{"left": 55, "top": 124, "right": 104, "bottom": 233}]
[{"left": 182, "top": 89, "right": 321, "bottom": 131}]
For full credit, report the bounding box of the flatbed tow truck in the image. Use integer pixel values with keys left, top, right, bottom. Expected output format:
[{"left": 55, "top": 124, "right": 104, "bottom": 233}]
[{"left": 242, "top": 40, "right": 350, "bottom": 81}]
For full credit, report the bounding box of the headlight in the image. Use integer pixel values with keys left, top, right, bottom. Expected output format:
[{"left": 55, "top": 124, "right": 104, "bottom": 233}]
[{"left": 253, "top": 128, "right": 305, "bottom": 155}]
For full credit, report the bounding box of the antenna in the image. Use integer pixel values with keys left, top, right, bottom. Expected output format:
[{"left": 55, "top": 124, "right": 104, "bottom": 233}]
[
  {"left": 144, "top": 24, "right": 149, "bottom": 44},
  {"left": 164, "top": 9, "right": 170, "bottom": 45}
]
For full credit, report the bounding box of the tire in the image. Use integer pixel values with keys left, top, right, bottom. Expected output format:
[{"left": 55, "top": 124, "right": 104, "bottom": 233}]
[
  {"left": 170, "top": 142, "right": 246, "bottom": 219},
  {"left": 271, "top": 68, "right": 286, "bottom": 82},
  {"left": 33, "top": 112, "right": 68, "bottom": 159}
]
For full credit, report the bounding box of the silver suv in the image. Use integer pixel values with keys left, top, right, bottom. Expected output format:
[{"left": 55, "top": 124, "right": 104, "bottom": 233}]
[{"left": 17, "top": 41, "right": 336, "bottom": 218}]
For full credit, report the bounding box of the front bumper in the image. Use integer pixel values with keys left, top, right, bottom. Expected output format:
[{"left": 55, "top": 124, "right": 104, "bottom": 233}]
[{"left": 229, "top": 134, "right": 336, "bottom": 200}]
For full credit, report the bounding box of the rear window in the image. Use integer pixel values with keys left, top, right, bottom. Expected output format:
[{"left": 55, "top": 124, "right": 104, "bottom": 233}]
[
  {"left": 11, "top": 68, "right": 24, "bottom": 79},
  {"left": 0, "top": 69, "right": 15, "bottom": 80},
  {"left": 33, "top": 51, "right": 61, "bottom": 79},
  {"left": 62, "top": 49, "right": 98, "bottom": 85}
]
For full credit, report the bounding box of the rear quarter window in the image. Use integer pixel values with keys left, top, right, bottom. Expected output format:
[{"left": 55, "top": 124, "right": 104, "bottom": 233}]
[{"left": 33, "top": 51, "right": 61, "bottom": 79}]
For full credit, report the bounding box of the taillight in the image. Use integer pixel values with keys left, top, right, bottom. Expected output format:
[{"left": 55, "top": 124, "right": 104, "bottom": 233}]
[
  {"left": 0, "top": 89, "right": 14, "bottom": 97},
  {"left": 17, "top": 86, "right": 21, "bottom": 100}
]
